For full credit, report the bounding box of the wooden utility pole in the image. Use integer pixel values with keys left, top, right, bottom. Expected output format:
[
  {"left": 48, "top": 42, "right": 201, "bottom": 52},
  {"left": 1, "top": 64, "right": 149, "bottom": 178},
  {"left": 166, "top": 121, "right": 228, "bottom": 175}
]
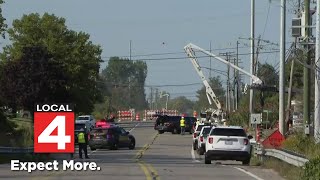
[{"left": 303, "top": 0, "right": 311, "bottom": 131}]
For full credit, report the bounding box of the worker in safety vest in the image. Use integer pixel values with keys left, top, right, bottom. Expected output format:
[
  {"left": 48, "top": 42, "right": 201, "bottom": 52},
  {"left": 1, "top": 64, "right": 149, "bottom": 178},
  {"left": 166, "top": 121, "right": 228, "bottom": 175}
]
[
  {"left": 180, "top": 116, "right": 186, "bottom": 135},
  {"left": 78, "top": 128, "right": 90, "bottom": 159}
]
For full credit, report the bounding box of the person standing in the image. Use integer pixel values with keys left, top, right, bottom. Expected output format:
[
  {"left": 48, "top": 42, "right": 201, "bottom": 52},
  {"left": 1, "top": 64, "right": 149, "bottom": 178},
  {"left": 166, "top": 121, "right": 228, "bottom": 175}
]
[
  {"left": 180, "top": 116, "right": 186, "bottom": 135},
  {"left": 78, "top": 128, "right": 90, "bottom": 159}
]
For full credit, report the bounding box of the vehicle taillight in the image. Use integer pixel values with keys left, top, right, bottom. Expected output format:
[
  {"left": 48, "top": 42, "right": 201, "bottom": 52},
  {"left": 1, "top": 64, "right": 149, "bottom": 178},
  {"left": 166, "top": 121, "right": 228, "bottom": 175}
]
[
  {"left": 208, "top": 137, "right": 213, "bottom": 144},
  {"left": 193, "top": 133, "right": 197, "bottom": 138},
  {"left": 244, "top": 139, "right": 249, "bottom": 145},
  {"left": 200, "top": 136, "right": 204, "bottom": 142}
]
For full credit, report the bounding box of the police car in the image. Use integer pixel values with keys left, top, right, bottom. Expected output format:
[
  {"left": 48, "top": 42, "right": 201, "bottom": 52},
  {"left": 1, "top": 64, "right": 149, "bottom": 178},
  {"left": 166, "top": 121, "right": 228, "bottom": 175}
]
[
  {"left": 192, "top": 123, "right": 205, "bottom": 150},
  {"left": 196, "top": 125, "right": 214, "bottom": 155},
  {"left": 204, "top": 126, "right": 253, "bottom": 165}
]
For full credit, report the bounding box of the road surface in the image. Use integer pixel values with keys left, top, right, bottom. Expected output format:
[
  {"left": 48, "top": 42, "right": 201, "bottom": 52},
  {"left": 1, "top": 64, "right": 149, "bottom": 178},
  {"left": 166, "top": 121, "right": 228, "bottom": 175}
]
[{"left": 0, "top": 122, "right": 285, "bottom": 180}]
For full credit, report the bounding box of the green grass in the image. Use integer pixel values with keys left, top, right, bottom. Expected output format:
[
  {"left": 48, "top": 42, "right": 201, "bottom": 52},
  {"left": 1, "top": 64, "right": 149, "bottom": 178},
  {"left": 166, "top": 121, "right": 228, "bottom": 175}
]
[
  {"left": 0, "top": 118, "right": 33, "bottom": 147},
  {"left": 262, "top": 157, "right": 302, "bottom": 180}
]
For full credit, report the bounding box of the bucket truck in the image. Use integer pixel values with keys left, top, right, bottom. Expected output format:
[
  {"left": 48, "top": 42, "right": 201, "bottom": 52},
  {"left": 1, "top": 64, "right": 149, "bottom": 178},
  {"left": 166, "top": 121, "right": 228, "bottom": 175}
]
[{"left": 184, "top": 43, "right": 264, "bottom": 124}]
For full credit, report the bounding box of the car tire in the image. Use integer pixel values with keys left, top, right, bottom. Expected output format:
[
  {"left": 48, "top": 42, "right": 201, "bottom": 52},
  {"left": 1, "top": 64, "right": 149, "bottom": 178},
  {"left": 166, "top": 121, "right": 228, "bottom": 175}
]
[
  {"left": 129, "top": 140, "right": 135, "bottom": 150},
  {"left": 172, "top": 128, "right": 178, "bottom": 134},
  {"left": 158, "top": 130, "right": 164, "bottom": 134},
  {"left": 242, "top": 158, "right": 251, "bottom": 165},
  {"left": 90, "top": 147, "right": 96, "bottom": 151},
  {"left": 205, "top": 155, "right": 211, "bottom": 164},
  {"left": 199, "top": 147, "right": 205, "bottom": 155}
]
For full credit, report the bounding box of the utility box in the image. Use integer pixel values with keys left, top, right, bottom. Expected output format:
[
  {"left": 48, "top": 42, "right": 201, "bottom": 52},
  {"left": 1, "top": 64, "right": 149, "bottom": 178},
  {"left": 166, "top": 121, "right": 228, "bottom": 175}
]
[
  {"left": 292, "top": 18, "right": 301, "bottom": 37},
  {"left": 305, "top": 124, "right": 310, "bottom": 135}
]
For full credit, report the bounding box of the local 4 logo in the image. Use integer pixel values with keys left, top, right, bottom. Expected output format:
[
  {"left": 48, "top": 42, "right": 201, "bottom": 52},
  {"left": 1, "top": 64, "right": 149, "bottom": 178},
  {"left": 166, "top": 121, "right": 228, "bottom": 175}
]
[{"left": 34, "top": 104, "right": 74, "bottom": 153}]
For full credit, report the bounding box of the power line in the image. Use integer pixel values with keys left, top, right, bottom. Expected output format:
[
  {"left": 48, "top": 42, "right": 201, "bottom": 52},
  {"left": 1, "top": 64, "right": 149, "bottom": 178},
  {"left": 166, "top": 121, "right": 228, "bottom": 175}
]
[
  {"left": 101, "top": 50, "right": 280, "bottom": 62},
  {"left": 98, "top": 81, "right": 202, "bottom": 87},
  {"left": 101, "top": 44, "right": 289, "bottom": 60}
]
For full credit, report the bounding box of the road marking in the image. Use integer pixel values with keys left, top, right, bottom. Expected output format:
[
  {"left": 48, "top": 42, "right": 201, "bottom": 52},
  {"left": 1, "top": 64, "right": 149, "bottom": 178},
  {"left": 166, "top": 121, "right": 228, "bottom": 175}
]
[
  {"left": 134, "top": 132, "right": 160, "bottom": 180},
  {"left": 191, "top": 146, "right": 200, "bottom": 163},
  {"left": 233, "top": 167, "right": 265, "bottom": 180},
  {"left": 129, "top": 122, "right": 140, "bottom": 132},
  {"left": 137, "top": 160, "right": 152, "bottom": 180},
  {"left": 143, "top": 161, "right": 160, "bottom": 180}
]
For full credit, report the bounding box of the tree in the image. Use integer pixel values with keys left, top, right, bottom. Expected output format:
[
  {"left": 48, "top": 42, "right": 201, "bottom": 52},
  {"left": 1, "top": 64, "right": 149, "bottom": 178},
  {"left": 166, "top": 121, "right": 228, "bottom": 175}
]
[
  {"left": 0, "top": 13, "right": 102, "bottom": 114},
  {"left": 257, "top": 62, "right": 278, "bottom": 87},
  {"left": 194, "top": 76, "right": 225, "bottom": 112},
  {"left": 0, "top": 0, "right": 6, "bottom": 38},
  {"left": 0, "top": 46, "right": 69, "bottom": 113},
  {"left": 101, "top": 57, "right": 148, "bottom": 110},
  {"left": 168, "top": 96, "right": 195, "bottom": 115}
]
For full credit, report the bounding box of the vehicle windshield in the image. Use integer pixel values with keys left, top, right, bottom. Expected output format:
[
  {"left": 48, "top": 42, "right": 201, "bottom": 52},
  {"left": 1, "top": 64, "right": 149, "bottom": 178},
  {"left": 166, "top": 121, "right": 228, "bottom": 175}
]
[
  {"left": 77, "top": 116, "right": 89, "bottom": 121},
  {"left": 210, "top": 128, "right": 247, "bottom": 137},
  {"left": 201, "top": 127, "right": 212, "bottom": 136},
  {"left": 75, "top": 124, "right": 86, "bottom": 131},
  {"left": 196, "top": 125, "right": 205, "bottom": 131}
]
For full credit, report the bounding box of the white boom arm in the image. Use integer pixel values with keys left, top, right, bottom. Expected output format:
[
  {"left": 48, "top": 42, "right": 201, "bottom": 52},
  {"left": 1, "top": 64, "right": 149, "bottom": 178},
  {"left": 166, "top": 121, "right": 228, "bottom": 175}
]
[
  {"left": 184, "top": 46, "right": 222, "bottom": 111},
  {"left": 184, "top": 43, "right": 263, "bottom": 85}
]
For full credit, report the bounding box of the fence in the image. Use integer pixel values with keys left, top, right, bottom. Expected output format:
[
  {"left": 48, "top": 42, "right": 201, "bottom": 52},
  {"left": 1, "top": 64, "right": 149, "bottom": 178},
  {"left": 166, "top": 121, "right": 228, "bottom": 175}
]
[
  {"left": 143, "top": 109, "right": 178, "bottom": 121},
  {"left": 254, "top": 143, "right": 309, "bottom": 167}
]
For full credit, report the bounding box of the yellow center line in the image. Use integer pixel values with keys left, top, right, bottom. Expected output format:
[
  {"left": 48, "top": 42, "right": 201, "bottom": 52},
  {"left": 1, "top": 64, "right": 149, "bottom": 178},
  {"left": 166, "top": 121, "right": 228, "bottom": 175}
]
[
  {"left": 140, "top": 161, "right": 160, "bottom": 180},
  {"left": 137, "top": 160, "right": 152, "bottom": 180},
  {"left": 134, "top": 132, "right": 160, "bottom": 180}
]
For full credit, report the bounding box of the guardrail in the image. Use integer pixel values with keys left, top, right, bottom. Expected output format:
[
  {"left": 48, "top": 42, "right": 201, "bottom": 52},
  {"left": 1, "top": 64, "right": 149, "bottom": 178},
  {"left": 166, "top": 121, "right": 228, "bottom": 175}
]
[
  {"left": 254, "top": 143, "right": 309, "bottom": 167},
  {"left": 0, "top": 146, "right": 34, "bottom": 154}
]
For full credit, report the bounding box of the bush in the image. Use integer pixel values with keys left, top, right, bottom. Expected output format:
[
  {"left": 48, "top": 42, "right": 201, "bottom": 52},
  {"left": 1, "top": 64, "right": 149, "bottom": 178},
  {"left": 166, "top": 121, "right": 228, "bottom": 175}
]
[
  {"left": 301, "top": 156, "right": 320, "bottom": 180},
  {"left": 282, "top": 133, "right": 320, "bottom": 159}
]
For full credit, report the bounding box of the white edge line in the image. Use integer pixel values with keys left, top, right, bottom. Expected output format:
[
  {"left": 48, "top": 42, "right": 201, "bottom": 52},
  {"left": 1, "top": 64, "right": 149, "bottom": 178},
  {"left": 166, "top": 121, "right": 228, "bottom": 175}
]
[
  {"left": 191, "top": 146, "right": 200, "bottom": 163},
  {"left": 129, "top": 122, "right": 140, "bottom": 132},
  {"left": 233, "top": 167, "right": 264, "bottom": 180}
]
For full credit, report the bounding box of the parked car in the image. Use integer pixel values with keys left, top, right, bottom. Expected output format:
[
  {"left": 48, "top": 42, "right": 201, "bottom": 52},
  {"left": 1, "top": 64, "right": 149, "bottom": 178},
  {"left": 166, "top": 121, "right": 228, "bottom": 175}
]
[
  {"left": 154, "top": 115, "right": 195, "bottom": 134},
  {"left": 204, "top": 126, "right": 253, "bottom": 165},
  {"left": 196, "top": 125, "right": 214, "bottom": 155},
  {"left": 89, "top": 125, "right": 135, "bottom": 151},
  {"left": 76, "top": 115, "right": 96, "bottom": 129},
  {"left": 192, "top": 123, "right": 206, "bottom": 150}
]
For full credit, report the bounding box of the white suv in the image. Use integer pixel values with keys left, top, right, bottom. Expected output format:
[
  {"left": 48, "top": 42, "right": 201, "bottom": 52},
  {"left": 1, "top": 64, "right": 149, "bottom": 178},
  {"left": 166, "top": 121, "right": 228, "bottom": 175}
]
[
  {"left": 196, "top": 125, "right": 214, "bottom": 155},
  {"left": 204, "top": 126, "right": 253, "bottom": 165},
  {"left": 192, "top": 123, "right": 205, "bottom": 150},
  {"left": 76, "top": 115, "right": 96, "bottom": 129}
]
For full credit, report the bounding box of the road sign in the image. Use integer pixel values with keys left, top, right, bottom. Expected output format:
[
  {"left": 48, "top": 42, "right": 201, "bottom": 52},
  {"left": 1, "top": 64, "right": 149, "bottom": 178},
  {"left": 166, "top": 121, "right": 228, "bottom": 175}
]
[{"left": 250, "top": 113, "right": 262, "bottom": 124}]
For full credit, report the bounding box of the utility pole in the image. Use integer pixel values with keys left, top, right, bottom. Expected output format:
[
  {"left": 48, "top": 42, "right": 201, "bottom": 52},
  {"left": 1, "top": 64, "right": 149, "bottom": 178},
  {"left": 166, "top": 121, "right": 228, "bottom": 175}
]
[
  {"left": 236, "top": 41, "right": 240, "bottom": 110},
  {"left": 303, "top": 0, "right": 311, "bottom": 133},
  {"left": 285, "top": 47, "right": 295, "bottom": 131},
  {"left": 233, "top": 58, "right": 236, "bottom": 111},
  {"left": 150, "top": 87, "right": 153, "bottom": 109},
  {"left": 227, "top": 54, "right": 231, "bottom": 112},
  {"left": 279, "top": 0, "right": 286, "bottom": 135},
  {"left": 210, "top": 41, "right": 212, "bottom": 79},
  {"left": 250, "top": 0, "right": 255, "bottom": 116},
  {"left": 129, "top": 40, "right": 132, "bottom": 108},
  {"left": 130, "top": 40, "right": 132, "bottom": 61},
  {"left": 155, "top": 88, "right": 159, "bottom": 109},
  {"left": 315, "top": 0, "right": 320, "bottom": 143},
  {"left": 255, "top": 35, "right": 262, "bottom": 73}
]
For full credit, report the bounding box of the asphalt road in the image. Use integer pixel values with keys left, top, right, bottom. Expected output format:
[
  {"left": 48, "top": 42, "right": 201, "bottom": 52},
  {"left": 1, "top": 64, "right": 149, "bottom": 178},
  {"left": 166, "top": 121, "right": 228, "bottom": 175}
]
[{"left": 0, "top": 122, "right": 285, "bottom": 180}]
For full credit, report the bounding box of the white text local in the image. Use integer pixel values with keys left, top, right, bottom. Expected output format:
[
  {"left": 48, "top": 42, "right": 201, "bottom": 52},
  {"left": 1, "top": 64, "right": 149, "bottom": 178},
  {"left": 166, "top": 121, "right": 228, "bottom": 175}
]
[{"left": 36, "top": 104, "right": 73, "bottom": 112}]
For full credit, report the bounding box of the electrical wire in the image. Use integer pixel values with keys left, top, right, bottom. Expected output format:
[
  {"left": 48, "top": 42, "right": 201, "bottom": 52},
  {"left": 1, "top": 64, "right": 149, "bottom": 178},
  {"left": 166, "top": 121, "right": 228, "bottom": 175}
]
[{"left": 101, "top": 50, "right": 280, "bottom": 62}]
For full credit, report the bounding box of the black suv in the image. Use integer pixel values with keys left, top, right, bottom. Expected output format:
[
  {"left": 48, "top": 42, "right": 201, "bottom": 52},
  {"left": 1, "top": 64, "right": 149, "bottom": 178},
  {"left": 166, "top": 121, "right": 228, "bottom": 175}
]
[
  {"left": 154, "top": 115, "right": 196, "bottom": 134},
  {"left": 88, "top": 125, "right": 135, "bottom": 150}
]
